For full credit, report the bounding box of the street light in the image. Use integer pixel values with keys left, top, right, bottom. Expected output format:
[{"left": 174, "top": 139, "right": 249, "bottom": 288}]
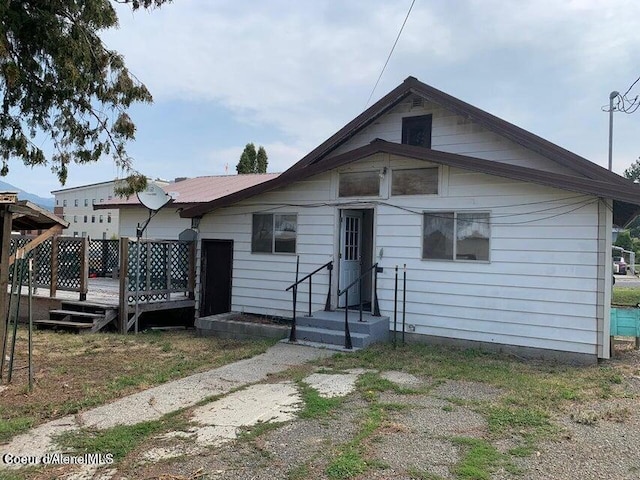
[{"left": 608, "top": 90, "right": 619, "bottom": 171}]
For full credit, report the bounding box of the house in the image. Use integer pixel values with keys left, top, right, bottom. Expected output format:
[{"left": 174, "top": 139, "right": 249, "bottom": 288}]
[
  {"left": 51, "top": 180, "right": 136, "bottom": 239},
  {"left": 123, "top": 77, "right": 640, "bottom": 363},
  {"left": 97, "top": 174, "right": 281, "bottom": 239}
]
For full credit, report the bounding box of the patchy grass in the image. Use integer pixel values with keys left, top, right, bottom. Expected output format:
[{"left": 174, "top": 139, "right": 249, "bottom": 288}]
[
  {"left": 298, "top": 382, "right": 343, "bottom": 419},
  {"left": 0, "top": 327, "right": 275, "bottom": 442},
  {"left": 56, "top": 412, "right": 189, "bottom": 462},
  {"left": 319, "top": 343, "right": 630, "bottom": 411},
  {"left": 451, "top": 437, "right": 511, "bottom": 480},
  {"left": 612, "top": 286, "right": 640, "bottom": 306}
]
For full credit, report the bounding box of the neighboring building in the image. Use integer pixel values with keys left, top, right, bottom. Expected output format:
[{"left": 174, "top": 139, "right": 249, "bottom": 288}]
[
  {"left": 51, "top": 181, "right": 122, "bottom": 239},
  {"left": 108, "top": 77, "right": 640, "bottom": 363},
  {"left": 97, "top": 174, "right": 280, "bottom": 239}
]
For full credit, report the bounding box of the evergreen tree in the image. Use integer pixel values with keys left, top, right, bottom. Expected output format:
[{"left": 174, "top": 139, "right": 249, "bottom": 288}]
[
  {"left": 256, "top": 146, "right": 268, "bottom": 173},
  {"left": 236, "top": 143, "right": 268, "bottom": 174},
  {"left": 236, "top": 143, "right": 257, "bottom": 174},
  {"left": 0, "top": 0, "right": 170, "bottom": 196},
  {"left": 623, "top": 157, "right": 640, "bottom": 182}
]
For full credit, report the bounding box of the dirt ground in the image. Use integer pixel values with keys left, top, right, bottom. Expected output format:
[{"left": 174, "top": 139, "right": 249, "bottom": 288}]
[{"left": 11, "top": 342, "right": 639, "bottom": 480}]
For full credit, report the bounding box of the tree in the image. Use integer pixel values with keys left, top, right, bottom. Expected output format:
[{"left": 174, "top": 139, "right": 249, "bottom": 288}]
[
  {"left": 615, "top": 230, "right": 633, "bottom": 251},
  {"left": 623, "top": 157, "right": 640, "bottom": 183},
  {"left": 0, "top": 0, "right": 170, "bottom": 196},
  {"left": 236, "top": 143, "right": 268, "bottom": 174},
  {"left": 256, "top": 146, "right": 268, "bottom": 174}
]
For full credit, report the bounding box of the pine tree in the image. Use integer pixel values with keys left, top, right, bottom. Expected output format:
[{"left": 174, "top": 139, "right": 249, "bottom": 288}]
[
  {"left": 256, "top": 146, "right": 268, "bottom": 173},
  {"left": 236, "top": 143, "right": 268, "bottom": 174}
]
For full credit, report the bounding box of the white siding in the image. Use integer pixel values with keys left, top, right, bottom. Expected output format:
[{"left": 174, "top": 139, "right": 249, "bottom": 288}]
[
  {"left": 198, "top": 152, "right": 603, "bottom": 357},
  {"left": 119, "top": 208, "right": 191, "bottom": 239},
  {"left": 330, "top": 96, "right": 580, "bottom": 177}
]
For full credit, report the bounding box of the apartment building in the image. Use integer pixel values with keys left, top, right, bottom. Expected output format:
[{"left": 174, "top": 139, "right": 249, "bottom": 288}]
[{"left": 51, "top": 181, "right": 119, "bottom": 239}]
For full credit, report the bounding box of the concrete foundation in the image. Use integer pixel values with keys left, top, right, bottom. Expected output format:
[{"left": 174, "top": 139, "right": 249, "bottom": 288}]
[{"left": 195, "top": 313, "right": 289, "bottom": 341}]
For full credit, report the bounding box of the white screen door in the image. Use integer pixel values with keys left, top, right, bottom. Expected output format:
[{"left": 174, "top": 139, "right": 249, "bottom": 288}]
[{"left": 339, "top": 210, "right": 363, "bottom": 307}]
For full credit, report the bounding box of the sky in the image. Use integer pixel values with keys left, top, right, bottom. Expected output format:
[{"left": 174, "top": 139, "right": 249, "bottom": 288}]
[{"left": 5, "top": 0, "right": 640, "bottom": 198}]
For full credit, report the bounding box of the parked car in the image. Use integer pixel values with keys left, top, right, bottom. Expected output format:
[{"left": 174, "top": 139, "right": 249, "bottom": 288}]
[{"left": 613, "top": 256, "right": 627, "bottom": 275}]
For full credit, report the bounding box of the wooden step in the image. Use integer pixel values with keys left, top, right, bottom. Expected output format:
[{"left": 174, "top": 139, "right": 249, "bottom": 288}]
[
  {"left": 34, "top": 319, "right": 94, "bottom": 329},
  {"left": 49, "top": 309, "right": 104, "bottom": 320}
]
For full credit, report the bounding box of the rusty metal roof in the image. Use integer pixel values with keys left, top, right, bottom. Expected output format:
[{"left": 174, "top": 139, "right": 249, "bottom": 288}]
[{"left": 95, "top": 174, "right": 280, "bottom": 210}]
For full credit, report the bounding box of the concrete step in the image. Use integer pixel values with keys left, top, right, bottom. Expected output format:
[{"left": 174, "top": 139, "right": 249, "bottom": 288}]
[
  {"left": 293, "top": 325, "right": 371, "bottom": 349},
  {"left": 298, "top": 310, "right": 389, "bottom": 336}
]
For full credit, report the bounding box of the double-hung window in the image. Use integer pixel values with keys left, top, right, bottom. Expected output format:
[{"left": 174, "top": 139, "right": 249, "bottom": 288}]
[
  {"left": 423, "top": 212, "right": 490, "bottom": 261},
  {"left": 252, "top": 213, "right": 297, "bottom": 254}
]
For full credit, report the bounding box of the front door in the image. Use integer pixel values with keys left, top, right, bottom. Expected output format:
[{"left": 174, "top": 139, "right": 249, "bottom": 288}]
[
  {"left": 200, "top": 240, "right": 233, "bottom": 316},
  {"left": 339, "top": 210, "right": 363, "bottom": 307}
]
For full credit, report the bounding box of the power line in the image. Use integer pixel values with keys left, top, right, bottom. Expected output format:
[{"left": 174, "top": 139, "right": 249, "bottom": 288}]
[
  {"left": 602, "top": 74, "right": 640, "bottom": 114},
  {"left": 364, "top": 0, "right": 416, "bottom": 108}
]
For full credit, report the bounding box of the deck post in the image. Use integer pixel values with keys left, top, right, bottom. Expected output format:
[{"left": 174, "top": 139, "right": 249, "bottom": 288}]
[
  {"left": 79, "top": 237, "right": 89, "bottom": 301},
  {"left": 118, "top": 238, "right": 129, "bottom": 334},
  {"left": 50, "top": 235, "right": 58, "bottom": 298},
  {"left": 0, "top": 205, "right": 12, "bottom": 371},
  {"left": 188, "top": 241, "right": 196, "bottom": 300}
]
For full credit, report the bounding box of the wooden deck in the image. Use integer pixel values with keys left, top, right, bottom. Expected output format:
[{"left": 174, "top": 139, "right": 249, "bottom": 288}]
[{"left": 19, "top": 277, "right": 195, "bottom": 332}]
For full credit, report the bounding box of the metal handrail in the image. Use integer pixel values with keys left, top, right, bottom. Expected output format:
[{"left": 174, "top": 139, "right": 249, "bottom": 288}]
[
  {"left": 337, "top": 262, "right": 382, "bottom": 349},
  {"left": 286, "top": 259, "right": 333, "bottom": 342}
]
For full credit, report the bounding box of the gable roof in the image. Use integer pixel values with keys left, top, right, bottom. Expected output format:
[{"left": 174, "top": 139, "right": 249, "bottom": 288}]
[
  {"left": 180, "top": 76, "right": 640, "bottom": 223},
  {"left": 95, "top": 173, "right": 280, "bottom": 210},
  {"left": 286, "top": 76, "right": 633, "bottom": 188},
  {"left": 181, "top": 139, "right": 640, "bottom": 226}
]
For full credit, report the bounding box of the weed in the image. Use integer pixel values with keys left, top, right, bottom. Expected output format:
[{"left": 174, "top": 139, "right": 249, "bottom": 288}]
[
  {"left": 570, "top": 409, "right": 599, "bottom": 425},
  {"left": 326, "top": 449, "right": 367, "bottom": 479},
  {"left": 451, "top": 437, "right": 506, "bottom": 480},
  {"left": 56, "top": 412, "right": 188, "bottom": 462},
  {"left": 0, "top": 417, "right": 35, "bottom": 443},
  {"left": 238, "top": 420, "right": 286, "bottom": 441},
  {"left": 442, "top": 405, "right": 454, "bottom": 412},
  {"left": 298, "top": 383, "right": 342, "bottom": 419},
  {"left": 486, "top": 406, "right": 551, "bottom": 435}
]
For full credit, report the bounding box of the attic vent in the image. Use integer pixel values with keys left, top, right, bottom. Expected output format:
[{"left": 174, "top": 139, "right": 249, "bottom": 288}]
[{"left": 411, "top": 97, "right": 424, "bottom": 108}]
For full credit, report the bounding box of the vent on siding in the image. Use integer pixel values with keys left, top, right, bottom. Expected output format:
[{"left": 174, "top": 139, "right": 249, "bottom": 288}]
[{"left": 411, "top": 97, "right": 424, "bottom": 109}]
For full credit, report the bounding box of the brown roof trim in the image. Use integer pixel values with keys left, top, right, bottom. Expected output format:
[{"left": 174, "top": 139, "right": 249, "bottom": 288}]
[
  {"left": 181, "top": 139, "right": 640, "bottom": 224},
  {"left": 287, "top": 76, "right": 633, "bottom": 189}
]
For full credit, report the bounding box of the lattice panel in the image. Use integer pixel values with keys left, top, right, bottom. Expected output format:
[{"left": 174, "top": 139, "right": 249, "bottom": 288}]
[
  {"left": 89, "top": 239, "right": 119, "bottom": 276},
  {"left": 170, "top": 242, "right": 190, "bottom": 290},
  {"left": 34, "top": 239, "right": 52, "bottom": 287},
  {"left": 57, "top": 238, "right": 82, "bottom": 290},
  {"left": 126, "top": 239, "right": 193, "bottom": 304}
]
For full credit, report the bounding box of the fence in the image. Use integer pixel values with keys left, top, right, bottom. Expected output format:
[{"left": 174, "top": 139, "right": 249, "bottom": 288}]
[
  {"left": 9, "top": 234, "right": 88, "bottom": 298},
  {"left": 88, "top": 239, "right": 119, "bottom": 277}
]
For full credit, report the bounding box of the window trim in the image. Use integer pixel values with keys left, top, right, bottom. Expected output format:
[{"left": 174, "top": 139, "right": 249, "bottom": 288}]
[
  {"left": 251, "top": 213, "right": 298, "bottom": 255},
  {"left": 422, "top": 210, "right": 490, "bottom": 263}
]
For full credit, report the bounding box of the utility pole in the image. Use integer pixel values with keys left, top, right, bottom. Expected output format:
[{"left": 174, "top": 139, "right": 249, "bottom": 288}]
[{"left": 608, "top": 91, "right": 619, "bottom": 171}]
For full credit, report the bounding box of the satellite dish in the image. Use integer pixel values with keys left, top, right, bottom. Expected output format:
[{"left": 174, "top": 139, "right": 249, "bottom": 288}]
[{"left": 137, "top": 182, "right": 171, "bottom": 211}]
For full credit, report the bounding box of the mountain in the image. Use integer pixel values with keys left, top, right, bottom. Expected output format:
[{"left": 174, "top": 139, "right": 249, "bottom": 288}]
[{"left": 0, "top": 180, "right": 55, "bottom": 210}]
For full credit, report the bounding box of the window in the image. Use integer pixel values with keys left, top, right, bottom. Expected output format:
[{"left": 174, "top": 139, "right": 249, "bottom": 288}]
[
  {"left": 92, "top": 198, "right": 96, "bottom": 205},
  {"left": 91, "top": 215, "right": 95, "bottom": 223},
  {"left": 392, "top": 168, "right": 438, "bottom": 196},
  {"left": 63, "top": 199, "right": 67, "bottom": 207},
  {"left": 99, "top": 215, "right": 104, "bottom": 223},
  {"left": 73, "top": 215, "right": 78, "bottom": 223},
  {"left": 81, "top": 231, "right": 86, "bottom": 237},
  {"left": 100, "top": 198, "right": 104, "bottom": 203},
  {"left": 107, "top": 214, "right": 112, "bottom": 223},
  {"left": 74, "top": 199, "right": 79, "bottom": 207},
  {"left": 84, "top": 198, "right": 88, "bottom": 207},
  {"left": 402, "top": 114, "right": 432, "bottom": 148},
  {"left": 73, "top": 231, "right": 78, "bottom": 237},
  {"left": 423, "top": 212, "right": 490, "bottom": 261},
  {"left": 338, "top": 171, "right": 380, "bottom": 197},
  {"left": 108, "top": 195, "right": 113, "bottom": 201},
  {"left": 252, "top": 213, "right": 297, "bottom": 253},
  {"left": 56, "top": 199, "right": 59, "bottom": 206}
]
